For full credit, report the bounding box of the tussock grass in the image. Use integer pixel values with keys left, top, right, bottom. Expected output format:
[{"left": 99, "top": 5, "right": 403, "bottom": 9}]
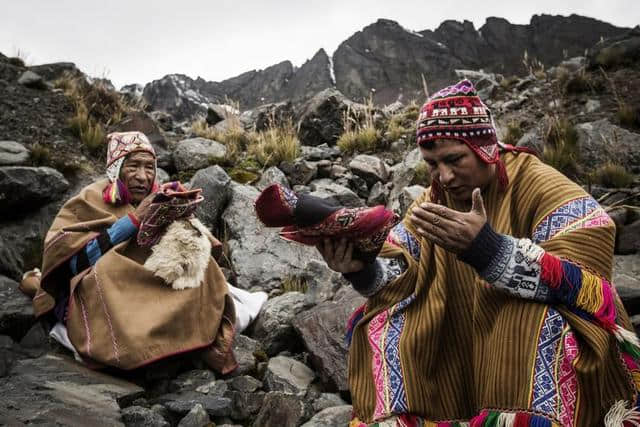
[
  {"left": 54, "top": 72, "right": 134, "bottom": 154},
  {"left": 192, "top": 118, "right": 259, "bottom": 165},
  {"left": 281, "top": 275, "right": 308, "bottom": 293},
  {"left": 68, "top": 105, "right": 106, "bottom": 154},
  {"left": 412, "top": 162, "right": 431, "bottom": 186},
  {"left": 338, "top": 98, "right": 384, "bottom": 154},
  {"left": 29, "top": 143, "right": 52, "bottom": 166},
  {"left": 502, "top": 121, "right": 523, "bottom": 146},
  {"left": 249, "top": 119, "right": 300, "bottom": 167},
  {"left": 618, "top": 103, "right": 639, "bottom": 128},
  {"left": 591, "top": 162, "right": 635, "bottom": 188},
  {"left": 499, "top": 76, "right": 519, "bottom": 90},
  {"left": 542, "top": 117, "right": 581, "bottom": 179},
  {"left": 565, "top": 69, "right": 593, "bottom": 94}
]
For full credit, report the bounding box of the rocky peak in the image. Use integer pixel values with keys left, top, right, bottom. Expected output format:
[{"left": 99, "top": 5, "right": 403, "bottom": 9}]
[{"left": 285, "top": 48, "right": 333, "bottom": 104}]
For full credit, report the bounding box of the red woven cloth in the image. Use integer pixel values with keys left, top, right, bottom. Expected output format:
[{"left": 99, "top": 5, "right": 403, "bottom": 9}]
[
  {"left": 255, "top": 184, "right": 399, "bottom": 259},
  {"left": 137, "top": 181, "right": 204, "bottom": 246}
]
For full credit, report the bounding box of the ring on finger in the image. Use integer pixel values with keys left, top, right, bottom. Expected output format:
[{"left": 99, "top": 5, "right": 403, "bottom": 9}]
[{"left": 432, "top": 216, "right": 440, "bottom": 224}]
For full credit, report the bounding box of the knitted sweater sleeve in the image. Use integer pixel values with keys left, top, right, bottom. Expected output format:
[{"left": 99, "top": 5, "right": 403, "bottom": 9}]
[
  {"left": 459, "top": 222, "right": 616, "bottom": 328},
  {"left": 69, "top": 214, "right": 139, "bottom": 275},
  {"left": 343, "top": 222, "right": 418, "bottom": 297}
]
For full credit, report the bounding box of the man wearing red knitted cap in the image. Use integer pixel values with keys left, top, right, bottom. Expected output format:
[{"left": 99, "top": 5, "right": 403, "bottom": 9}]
[{"left": 318, "top": 80, "right": 639, "bottom": 426}]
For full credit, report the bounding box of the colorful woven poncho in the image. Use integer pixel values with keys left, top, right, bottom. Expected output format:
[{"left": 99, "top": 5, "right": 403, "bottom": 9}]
[{"left": 346, "top": 152, "right": 639, "bottom": 426}]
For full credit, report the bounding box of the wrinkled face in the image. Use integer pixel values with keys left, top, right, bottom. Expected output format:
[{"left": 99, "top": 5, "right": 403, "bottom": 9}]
[
  {"left": 119, "top": 151, "right": 155, "bottom": 204},
  {"left": 420, "top": 138, "right": 495, "bottom": 203}
]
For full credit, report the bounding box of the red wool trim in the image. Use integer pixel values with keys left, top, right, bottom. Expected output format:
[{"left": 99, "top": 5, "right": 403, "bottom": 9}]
[{"left": 540, "top": 252, "right": 564, "bottom": 288}]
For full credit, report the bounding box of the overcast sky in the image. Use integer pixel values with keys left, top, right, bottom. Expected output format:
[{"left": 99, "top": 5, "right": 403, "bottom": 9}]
[{"left": 1, "top": 0, "right": 638, "bottom": 89}]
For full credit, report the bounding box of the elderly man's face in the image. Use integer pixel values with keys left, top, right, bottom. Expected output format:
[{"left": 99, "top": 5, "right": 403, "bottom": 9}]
[
  {"left": 119, "top": 151, "right": 155, "bottom": 205},
  {"left": 420, "top": 138, "right": 495, "bottom": 204}
]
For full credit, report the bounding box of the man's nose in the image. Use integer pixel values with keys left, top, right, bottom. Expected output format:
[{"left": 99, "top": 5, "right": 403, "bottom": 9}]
[
  {"left": 132, "top": 166, "right": 148, "bottom": 182},
  {"left": 438, "top": 165, "right": 455, "bottom": 186}
]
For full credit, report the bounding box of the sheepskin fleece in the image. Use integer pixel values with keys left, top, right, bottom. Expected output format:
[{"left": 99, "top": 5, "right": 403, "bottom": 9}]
[{"left": 144, "top": 218, "right": 212, "bottom": 290}]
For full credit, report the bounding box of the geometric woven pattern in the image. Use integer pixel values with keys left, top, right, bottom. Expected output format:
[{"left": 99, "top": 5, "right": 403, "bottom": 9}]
[
  {"left": 530, "top": 308, "right": 566, "bottom": 415},
  {"left": 387, "top": 223, "right": 421, "bottom": 261},
  {"left": 369, "top": 295, "right": 414, "bottom": 420},
  {"left": 532, "top": 196, "right": 612, "bottom": 243}
]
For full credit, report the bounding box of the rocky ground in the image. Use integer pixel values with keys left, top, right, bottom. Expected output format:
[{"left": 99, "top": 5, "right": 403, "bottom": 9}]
[{"left": 1, "top": 25, "right": 640, "bottom": 427}]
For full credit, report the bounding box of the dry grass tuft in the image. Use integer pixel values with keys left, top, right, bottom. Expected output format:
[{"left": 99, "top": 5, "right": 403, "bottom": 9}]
[
  {"left": 249, "top": 119, "right": 300, "bottom": 167},
  {"left": 542, "top": 117, "right": 581, "bottom": 179},
  {"left": 338, "top": 98, "right": 384, "bottom": 154},
  {"left": 412, "top": 162, "right": 431, "bottom": 186},
  {"left": 281, "top": 275, "right": 308, "bottom": 293},
  {"left": 591, "top": 162, "right": 635, "bottom": 188},
  {"left": 54, "top": 72, "right": 134, "bottom": 154},
  {"left": 502, "top": 121, "right": 524, "bottom": 146}
]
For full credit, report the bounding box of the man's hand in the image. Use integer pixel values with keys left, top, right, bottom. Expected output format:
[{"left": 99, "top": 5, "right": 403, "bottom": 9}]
[
  {"left": 316, "top": 238, "right": 365, "bottom": 274},
  {"left": 133, "top": 193, "right": 156, "bottom": 222},
  {"left": 410, "top": 188, "right": 487, "bottom": 254}
]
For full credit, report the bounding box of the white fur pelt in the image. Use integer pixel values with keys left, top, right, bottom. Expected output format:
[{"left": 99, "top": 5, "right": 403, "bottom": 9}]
[{"left": 144, "top": 218, "right": 213, "bottom": 290}]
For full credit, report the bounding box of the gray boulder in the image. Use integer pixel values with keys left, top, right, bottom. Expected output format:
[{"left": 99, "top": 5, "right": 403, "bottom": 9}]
[
  {"left": 0, "top": 201, "right": 62, "bottom": 280},
  {"left": 349, "top": 154, "right": 390, "bottom": 186},
  {"left": 256, "top": 166, "right": 290, "bottom": 191},
  {"left": 300, "top": 144, "right": 341, "bottom": 161},
  {"left": 190, "top": 165, "right": 232, "bottom": 230},
  {"left": 225, "top": 390, "right": 265, "bottom": 422},
  {"left": 297, "top": 88, "right": 350, "bottom": 146},
  {"left": 228, "top": 334, "right": 262, "bottom": 377},
  {"left": 279, "top": 160, "right": 318, "bottom": 186},
  {"left": 252, "top": 392, "right": 309, "bottom": 427},
  {"left": 226, "top": 375, "right": 262, "bottom": 393},
  {"left": 388, "top": 148, "right": 423, "bottom": 211},
  {"left": 617, "top": 219, "right": 640, "bottom": 255},
  {"left": 300, "top": 260, "right": 345, "bottom": 305},
  {"left": 367, "top": 181, "right": 390, "bottom": 206},
  {"left": 293, "top": 287, "right": 367, "bottom": 391},
  {"left": 264, "top": 356, "right": 316, "bottom": 395},
  {"left": 221, "top": 184, "right": 322, "bottom": 291},
  {"left": 0, "top": 166, "right": 69, "bottom": 214},
  {"left": 18, "top": 71, "right": 46, "bottom": 89},
  {"left": 1, "top": 353, "right": 143, "bottom": 426},
  {"left": 173, "top": 137, "right": 227, "bottom": 171},
  {"left": 0, "top": 141, "right": 30, "bottom": 166},
  {"left": 122, "top": 406, "right": 170, "bottom": 427},
  {"left": 614, "top": 254, "right": 640, "bottom": 316},
  {"left": 309, "top": 179, "right": 364, "bottom": 208},
  {"left": 177, "top": 403, "right": 211, "bottom": 427},
  {"left": 169, "top": 370, "right": 217, "bottom": 393},
  {"left": 156, "top": 167, "right": 170, "bottom": 183},
  {"left": 161, "top": 391, "right": 232, "bottom": 418},
  {"left": 399, "top": 185, "right": 427, "bottom": 217},
  {"left": 575, "top": 119, "right": 640, "bottom": 173},
  {"left": 0, "top": 275, "right": 34, "bottom": 341},
  {"left": 301, "top": 405, "right": 353, "bottom": 427},
  {"left": 251, "top": 292, "right": 313, "bottom": 356},
  {"left": 312, "top": 393, "right": 348, "bottom": 412}
]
